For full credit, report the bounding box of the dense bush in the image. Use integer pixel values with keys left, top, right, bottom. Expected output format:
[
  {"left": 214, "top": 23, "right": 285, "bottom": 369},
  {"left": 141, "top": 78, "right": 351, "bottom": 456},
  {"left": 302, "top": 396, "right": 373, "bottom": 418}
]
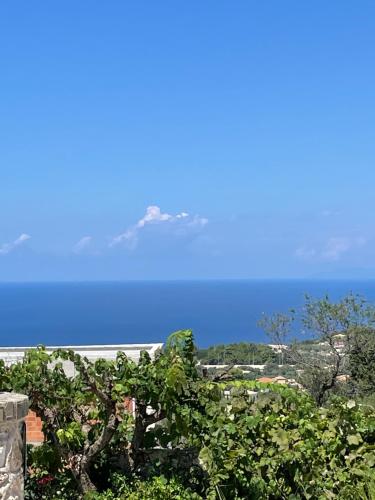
[
  {"left": 191, "top": 382, "right": 375, "bottom": 499},
  {"left": 25, "top": 379, "right": 375, "bottom": 499},
  {"left": 85, "top": 475, "right": 202, "bottom": 499},
  {"left": 25, "top": 443, "right": 78, "bottom": 500}
]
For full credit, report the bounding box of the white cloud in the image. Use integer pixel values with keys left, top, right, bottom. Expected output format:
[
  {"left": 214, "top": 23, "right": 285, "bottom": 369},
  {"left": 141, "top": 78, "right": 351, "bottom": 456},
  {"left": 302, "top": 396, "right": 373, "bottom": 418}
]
[
  {"left": 188, "top": 215, "right": 208, "bottom": 227},
  {"left": 15, "top": 234, "right": 31, "bottom": 244},
  {"left": 295, "top": 236, "right": 367, "bottom": 262},
  {"left": 73, "top": 236, "right": 93, "bottom": 254},
  {"left": 137, "top": 206, "right": 173, "bottom": 227},
  {"left": 321, "top": 237, "right": 351, "bottom": 261},
  {"left": 110, "top": 229, "right": 138, "bottom": 249},
  {"left": 110, "top": 205, "right": 208, "bottom": 248},
  {"left": 295, "top": 246, "right": 317, "bottom": 260},
  {"left": 0, "top": 233, "right": 31, "bottom": 255},
  {"left": 320, "top": 209, "right": 341, "bottom": 217}
]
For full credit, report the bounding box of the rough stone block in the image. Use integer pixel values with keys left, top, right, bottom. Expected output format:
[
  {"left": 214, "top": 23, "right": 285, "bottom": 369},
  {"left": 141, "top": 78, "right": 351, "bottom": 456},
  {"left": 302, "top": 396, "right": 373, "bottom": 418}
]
[
  {"left": 5, "top": 402, "right": 14, "bottom": 421},
  {"left": 0, "top": 393, "right": 29, "bottom": 499}
]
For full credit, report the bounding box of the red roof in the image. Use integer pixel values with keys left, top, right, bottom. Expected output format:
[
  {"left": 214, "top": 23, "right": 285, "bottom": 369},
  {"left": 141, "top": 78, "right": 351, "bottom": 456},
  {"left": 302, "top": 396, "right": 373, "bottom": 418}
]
[{"left": 257, "top": 377, "right": 274, "bottom": 383}]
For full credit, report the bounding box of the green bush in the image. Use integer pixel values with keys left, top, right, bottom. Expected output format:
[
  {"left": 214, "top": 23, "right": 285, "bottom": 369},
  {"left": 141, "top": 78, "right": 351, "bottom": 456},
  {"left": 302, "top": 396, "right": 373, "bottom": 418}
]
[
  {"left": 25, "top": 444, "right": 78, "bottom": 500},
  {"left": 191, "top": 383, "right": 375, "bottom": 499},
  {"left": 84, "top": 475, "right": 202, "bottom": 500}
]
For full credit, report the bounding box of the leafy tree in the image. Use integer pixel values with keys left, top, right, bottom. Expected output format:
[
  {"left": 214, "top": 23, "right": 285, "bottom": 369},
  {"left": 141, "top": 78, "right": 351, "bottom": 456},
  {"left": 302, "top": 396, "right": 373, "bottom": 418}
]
[
  {"left": 259, "top": 294, "right": 375, "bottom": 405},
  {"left": 2, "top": 330, "right": 202, "bottom": 495},
  {"left": 5, "top": 347, "right": 128, "bottom": 493},
  {"left": 349, "top": 326, "right": 375, "bottom": 396}
]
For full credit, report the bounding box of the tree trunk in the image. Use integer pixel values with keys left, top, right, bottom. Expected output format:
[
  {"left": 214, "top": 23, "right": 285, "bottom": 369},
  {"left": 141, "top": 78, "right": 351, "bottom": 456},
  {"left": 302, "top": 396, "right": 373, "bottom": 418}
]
[
  {"left": 78, "top": 457, "right": 97, "bottom": 494},
  {"left": 130, "top": 417, "right": 146, "bottom": 472}
]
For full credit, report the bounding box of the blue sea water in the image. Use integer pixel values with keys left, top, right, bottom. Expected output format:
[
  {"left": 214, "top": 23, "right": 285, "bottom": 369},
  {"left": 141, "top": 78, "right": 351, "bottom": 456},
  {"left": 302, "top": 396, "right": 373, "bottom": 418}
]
[{"left": 1, "top": 280, "right": 375, "bottom": 348}]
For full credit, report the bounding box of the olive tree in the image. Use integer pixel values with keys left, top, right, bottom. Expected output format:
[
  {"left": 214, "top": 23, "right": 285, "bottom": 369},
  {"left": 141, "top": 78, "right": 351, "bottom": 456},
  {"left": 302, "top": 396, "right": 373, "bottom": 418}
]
[{"left": 259, "top": 294, "right": 375, "bottom": 405}]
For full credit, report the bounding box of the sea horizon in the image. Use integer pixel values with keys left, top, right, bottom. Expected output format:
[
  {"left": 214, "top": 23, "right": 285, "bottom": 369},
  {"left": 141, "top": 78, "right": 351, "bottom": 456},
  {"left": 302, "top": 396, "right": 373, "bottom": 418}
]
[{"left": 1, "top": 279, "right": 375, "bottom": 348}]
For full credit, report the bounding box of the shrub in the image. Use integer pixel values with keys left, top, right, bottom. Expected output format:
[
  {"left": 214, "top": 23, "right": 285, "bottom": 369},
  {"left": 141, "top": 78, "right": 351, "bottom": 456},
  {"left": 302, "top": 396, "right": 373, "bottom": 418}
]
[
  {"left": 25, "top": 444, "right": 78, "bottom": 500},
  {"left": 192, "top": 382, "right": 375, "bottom": 499},
  {"left": 84, "top": 475, "right": 202, "bottom": 500}
]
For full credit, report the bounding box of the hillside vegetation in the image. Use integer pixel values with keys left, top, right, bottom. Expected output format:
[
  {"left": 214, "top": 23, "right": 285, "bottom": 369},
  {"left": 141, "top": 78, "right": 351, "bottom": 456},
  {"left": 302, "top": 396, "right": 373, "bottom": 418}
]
[{"left": 197, "top": 342, "right": 279, "bottom": 365}]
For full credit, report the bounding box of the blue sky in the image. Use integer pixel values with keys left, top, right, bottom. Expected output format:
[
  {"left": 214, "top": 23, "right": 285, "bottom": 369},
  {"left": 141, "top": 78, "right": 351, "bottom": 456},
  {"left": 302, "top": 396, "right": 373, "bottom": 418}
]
[{"left": 1, "top": 1, "right": 375, "bottom": 280}]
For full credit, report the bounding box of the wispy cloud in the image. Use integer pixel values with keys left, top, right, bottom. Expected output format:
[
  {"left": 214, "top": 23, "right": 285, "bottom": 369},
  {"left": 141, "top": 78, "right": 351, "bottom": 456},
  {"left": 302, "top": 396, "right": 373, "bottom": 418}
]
[
  {"left": 0, "top": 233, "right": 31, "bottom": 255},
  {"left": 73, "top": 236, "right": 93, "bottom": 254},
  {"left": 320, "top": 209, "right": 341, "bottom": 217},
  {"left": 295, "top": 236, "right": 366, "bottom": 262},
  {"left": 295, "top": 246, "right": 317, "bottom": 260},
  {"left": 110, "top": 205, "right": 208, "bottom": 249},
  {"left": 321, "top": 237, "right": 351, "bottom": 261}
]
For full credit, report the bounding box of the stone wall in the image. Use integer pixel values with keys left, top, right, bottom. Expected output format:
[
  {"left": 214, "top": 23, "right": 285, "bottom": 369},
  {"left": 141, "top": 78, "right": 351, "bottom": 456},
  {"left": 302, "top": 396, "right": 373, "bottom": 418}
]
[{"left": 0, "top": 393, "right": 29, "bottom": 500}]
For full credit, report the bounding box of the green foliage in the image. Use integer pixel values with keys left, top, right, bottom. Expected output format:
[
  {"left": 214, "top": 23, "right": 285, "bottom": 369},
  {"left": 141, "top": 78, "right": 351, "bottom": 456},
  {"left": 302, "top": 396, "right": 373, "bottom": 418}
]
[
  {"left": 25, "top": 443, "right": 78, "bottom": 500},
  {"left": 262, "top": 363, "right": 297, "bottom": 379},
  {"left": 197, "top": 342, "right": 278, "bottom": 365},
  {"left": 4, "top": 324, "right": 375, "bottom": 499},
  {"left": 189, "top": 382, "right": 375, "bottom": 499},
  {"left": 302, "top": 293, "right": 375, "bottom": 339},
  {"left": 2, "top": 329, "right": 202, "bottom": 494},
  {"left": 25, "top": 469, "right": 78, "bottom": 500},
  {"left": 57, "top": 421, "right": 85, "bottom": 447},
  {"left": 349, "top": 326, "right": 375, "bottom": 396},
  {"left": 260, "top": 294, "right": 375, "bottom": 405},
  {"left": 85, "top": 475, "right": 202, "bottom": 499}
]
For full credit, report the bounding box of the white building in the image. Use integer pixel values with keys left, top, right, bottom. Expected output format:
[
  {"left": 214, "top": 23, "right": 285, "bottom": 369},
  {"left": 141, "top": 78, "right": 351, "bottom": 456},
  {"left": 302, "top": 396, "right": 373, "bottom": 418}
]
[{"left": 0, "top": 343, "right": 163, "bottom": 377}]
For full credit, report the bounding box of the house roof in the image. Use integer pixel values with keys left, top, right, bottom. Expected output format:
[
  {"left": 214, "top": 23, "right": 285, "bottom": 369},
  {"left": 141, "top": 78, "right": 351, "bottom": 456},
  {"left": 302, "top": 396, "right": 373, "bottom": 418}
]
[{"left": 257, "top": 377, "right": 274, "bottom": 383}]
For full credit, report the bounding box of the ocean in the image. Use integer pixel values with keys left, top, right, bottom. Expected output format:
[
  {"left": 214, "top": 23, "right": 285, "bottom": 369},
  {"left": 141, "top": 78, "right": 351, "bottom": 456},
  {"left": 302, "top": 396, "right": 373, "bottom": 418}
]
[{"left": 1, "top": 280, "right": 375, "bottom": 348}]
